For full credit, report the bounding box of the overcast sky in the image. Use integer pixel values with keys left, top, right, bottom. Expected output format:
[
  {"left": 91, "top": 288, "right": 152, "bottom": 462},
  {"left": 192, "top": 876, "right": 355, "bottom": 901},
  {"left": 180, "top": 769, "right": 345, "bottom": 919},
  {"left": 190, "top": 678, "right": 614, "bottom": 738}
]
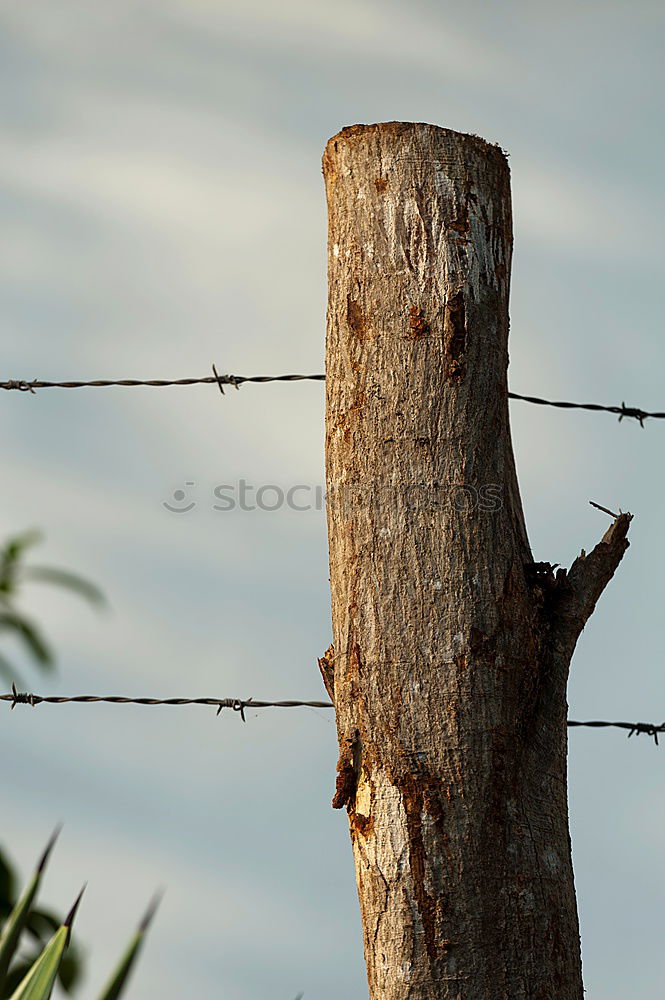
[{"left": 1, "top": 2, "right": 664, "bottom": 997}]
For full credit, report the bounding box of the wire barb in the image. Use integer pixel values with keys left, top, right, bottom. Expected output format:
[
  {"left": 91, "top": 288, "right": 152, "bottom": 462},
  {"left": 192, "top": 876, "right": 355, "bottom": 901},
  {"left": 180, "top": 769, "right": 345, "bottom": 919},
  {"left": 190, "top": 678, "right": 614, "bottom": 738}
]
[
  {"left": 10, "top": 682, "right": 39, "bottom": 708},
  {"left": 3, "top": 379, "right": 37, "bottom": 393},
  {"left": 211, "top": 364, "right": 241, "bottom": 395},
  {"left": 618, "top": 402, "right": 648, "bottom": 427}
]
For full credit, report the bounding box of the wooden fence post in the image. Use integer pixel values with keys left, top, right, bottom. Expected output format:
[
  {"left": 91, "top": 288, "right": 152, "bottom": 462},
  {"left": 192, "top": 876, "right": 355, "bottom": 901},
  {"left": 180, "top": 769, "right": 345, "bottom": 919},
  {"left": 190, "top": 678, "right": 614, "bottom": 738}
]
[{"left": 321, "top": 121, "right": 631, "bottom": 1000}]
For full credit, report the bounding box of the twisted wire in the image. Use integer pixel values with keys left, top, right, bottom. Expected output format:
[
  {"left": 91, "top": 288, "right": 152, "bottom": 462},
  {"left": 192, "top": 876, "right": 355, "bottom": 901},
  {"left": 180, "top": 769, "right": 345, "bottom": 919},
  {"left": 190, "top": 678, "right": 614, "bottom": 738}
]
[
  {"left": 0, "top": 371, "right": 661, "bottom": 424},
  {"left": 0, "top": 373, "right": 325, "bottom": 392},
  {"left": 3, "top": 685, "right": 663, "bottom": 740}
]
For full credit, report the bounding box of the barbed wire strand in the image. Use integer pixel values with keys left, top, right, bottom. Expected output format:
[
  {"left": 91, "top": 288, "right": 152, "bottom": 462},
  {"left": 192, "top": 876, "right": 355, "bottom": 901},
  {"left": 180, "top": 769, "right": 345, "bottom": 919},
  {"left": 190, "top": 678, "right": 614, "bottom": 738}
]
[
  {"left": 0, "top": 371, "right": 662, "bottom": 425},
  {"left": 567, "top": 720, "right": 665, "bottom": 744},
  {"left": 0, "top": 686, "right": 333, "bottom": 723},
  {"left": 507, "top": 393, "right": 660, "bottom": 426},
  {"left": 0, "top": 373, "right": 326, "bottom": 392},
  {"left": 2, "top": 686, "right": 663, "bottom": 741}
]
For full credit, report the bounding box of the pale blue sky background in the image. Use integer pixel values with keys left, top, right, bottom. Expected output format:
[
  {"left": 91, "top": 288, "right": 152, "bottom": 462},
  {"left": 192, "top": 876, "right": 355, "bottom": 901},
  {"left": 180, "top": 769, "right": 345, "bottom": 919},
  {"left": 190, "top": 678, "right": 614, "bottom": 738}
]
[{"left": 1, "top": 1, "right": 664, "bottom": 997}]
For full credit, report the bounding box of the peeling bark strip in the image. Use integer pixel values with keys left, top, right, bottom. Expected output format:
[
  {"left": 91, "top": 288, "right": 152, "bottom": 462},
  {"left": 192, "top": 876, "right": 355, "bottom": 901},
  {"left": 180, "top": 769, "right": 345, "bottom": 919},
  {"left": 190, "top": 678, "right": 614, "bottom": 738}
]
[
  {"left": 322, "top": 122, "right": 631, "bottom": 1000},
  {"left": 317, "top": 644, "right": 335, "bottom": 701}
]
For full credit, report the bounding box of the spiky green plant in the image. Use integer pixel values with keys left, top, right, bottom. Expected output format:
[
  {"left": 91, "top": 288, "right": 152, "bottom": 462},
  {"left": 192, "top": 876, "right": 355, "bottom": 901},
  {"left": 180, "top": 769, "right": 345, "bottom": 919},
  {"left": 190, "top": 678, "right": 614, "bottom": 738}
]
[
  {"left": 8, "top": 889, "right": 85, "bottom": 1000},
  {"left": 0, "top": 835, "right": 83, "bottom": 996},
  {"left": 0, "top": 830, "right": 62, "bottom": 990},
  {"left": 0, "top": 836, "right": 158, "bottom": 1000}
]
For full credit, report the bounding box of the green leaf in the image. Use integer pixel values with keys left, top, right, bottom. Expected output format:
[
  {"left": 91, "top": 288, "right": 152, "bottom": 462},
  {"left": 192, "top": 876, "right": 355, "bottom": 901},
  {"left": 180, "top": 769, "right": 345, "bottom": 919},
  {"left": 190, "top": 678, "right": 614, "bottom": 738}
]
[
  {"left": 8, "top": 926, "right": 67, "bottom": 1000},
  {"left": 0, "top": 832, "right": 60, "bottom": 991},
  {"left": 21, "top": 568, "right": 105, "bottom": 608},
  {"left": 8, "top": 887, "right": 83, "bottom": 1000},
  {"left": 95, "top": 893, "right": 161, "bottom": 1000},
  {"left": 7, "top": 937, "right": 83, "bottom": 998},
  {"left": 0, "top": 614, "right": 53, "bottom": 670},
  {"left": 0, "top": 535, "right": 42, "bottom": 598},
  {"left": 0, "top": 852, "right": 17, "bottom": 923},
  {"left": 0, "top": 534, "right": 42, "bottom": 572}
]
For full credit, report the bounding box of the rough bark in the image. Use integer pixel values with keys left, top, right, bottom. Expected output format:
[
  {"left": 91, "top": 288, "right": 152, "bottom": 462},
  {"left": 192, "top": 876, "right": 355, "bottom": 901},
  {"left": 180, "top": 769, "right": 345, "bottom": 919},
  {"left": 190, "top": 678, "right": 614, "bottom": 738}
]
[{"left": 322, "top": 122, "right": 630, "bottom": 1000}]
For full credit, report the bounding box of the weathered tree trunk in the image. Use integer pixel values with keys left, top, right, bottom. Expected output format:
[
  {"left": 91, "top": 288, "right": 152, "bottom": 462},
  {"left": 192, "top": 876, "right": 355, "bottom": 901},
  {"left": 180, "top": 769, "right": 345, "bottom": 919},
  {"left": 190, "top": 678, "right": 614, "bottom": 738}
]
[{"left": 321, "top": 122, "right": 630, "bottom": 1000}]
